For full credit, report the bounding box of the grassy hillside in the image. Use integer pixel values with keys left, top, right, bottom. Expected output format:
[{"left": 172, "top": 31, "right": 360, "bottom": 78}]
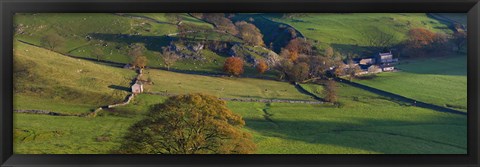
[
  {"left": 268, "top": 13, "right": 456, "bottom": 55},
  {"left": 14, "top": 113, "right": 141, "bottom": 154},
  {"left": 13, "top": 13, "right": 467, "bottom": 155},
  {"left": 354, "top": 54, "right": 467, "bottom": 112},
  {"left": 14, "top": 41, "right": 136, "bottom": 114},
  {"left": 14, "top": 13, "right": 244, "bottom": 74},
  {"left": 141, "top": 69, "right": 313, "bottom": 100},
  {"left": 15, "top": 13, "right": 175, "bottom": 52}
]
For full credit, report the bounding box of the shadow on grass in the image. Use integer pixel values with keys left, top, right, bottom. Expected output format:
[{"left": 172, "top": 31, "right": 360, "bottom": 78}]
[
  {"left": 89, "top": 33, "right": 171, "bottom": 52},
  {"left": 336, "top": 78, "right": 466, "bottom": 116},
  {"left": 231, "top": 13, "right": 302, "bottom": 53},
  {"left": 244, "top": 116, "right": 467, "bottom": 154},
  {"left": 108, "top": 85, "right": 130, "bottom": 92}
]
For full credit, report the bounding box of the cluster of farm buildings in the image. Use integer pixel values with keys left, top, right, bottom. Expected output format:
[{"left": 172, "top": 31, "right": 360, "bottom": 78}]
[
  {"left": 129, "top": 52, "right": 398, "bottom": 93},
  {"left": 340, "top": 51, "right": 399, "bottom": 75}
]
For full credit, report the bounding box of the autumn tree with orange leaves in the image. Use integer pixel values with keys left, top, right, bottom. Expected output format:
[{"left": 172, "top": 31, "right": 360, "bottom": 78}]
[
  {"left": 405, "top": 28, "right": 450, "bottom": 57},
  {"left": 223, "top": 57, "right": 244, "bottom": 77},
  {"left": 407, "top": 28, "right": 437, "bottom": 48},
  {"left": 281, "top": 38, "right": 313, "bottom": 62},
  {"left": 256, "top": 60, "right": 268, "bottom": 74}
]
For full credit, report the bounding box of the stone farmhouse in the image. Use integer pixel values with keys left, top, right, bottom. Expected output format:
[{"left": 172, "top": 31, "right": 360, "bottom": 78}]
[
  {"left": 375, "top": 51, "right": 398, "bottom": 72},
  {"left": 131, "top": 81, "right": 144, "bottom": 94}
]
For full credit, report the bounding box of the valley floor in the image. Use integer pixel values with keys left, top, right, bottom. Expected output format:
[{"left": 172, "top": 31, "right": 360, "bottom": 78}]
[{"left": 13, "top": 67, "right": 467, "bottom": 154}]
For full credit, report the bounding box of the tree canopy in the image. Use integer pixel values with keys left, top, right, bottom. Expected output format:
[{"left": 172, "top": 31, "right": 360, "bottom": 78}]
[
  {"left": 235, "top": 21, "right": 265, "bottom": 46},
  {"left": 116, "top": 93, "right": 256, "bottom": 154},
  {"left": 223, "top": 57, "right": 244, "bottom": 77},
  {"left": 256, "top": 60, "right": 268, "bottom": 74}
]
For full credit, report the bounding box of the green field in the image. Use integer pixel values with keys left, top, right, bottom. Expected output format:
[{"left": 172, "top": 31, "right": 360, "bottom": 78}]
[
  {"left": 354, "top": 54, "right": 467, "bottom": 112},
  {"left": 269, "top": 13, "right": 454, "bottom": 55},
  {"left": 15, "top": 82, "right": 466, "bottom": 154},
  {"left": 13, "top": 41, "right": 136, "bottom": 114},
  {"left": 142, "top": 69, "right": 313, "bottom": 100}
]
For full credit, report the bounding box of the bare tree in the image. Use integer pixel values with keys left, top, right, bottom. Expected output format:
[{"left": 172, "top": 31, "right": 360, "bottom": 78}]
[
  {"left": 40, "top": 33, "right": 65, "bottom": 50},
  {"left": 92, "top": 48, "right": 104, "bottom": 61},
  {"left": 452, "top": 31, "right": 467, "bottom": 53},
  {"left": 161, "top": 47, "right": 180, "bottom": 71},
  {"left": 345, "top": 58, "right": 361, "bottom": 81},
  {"left": 323, "top": 80, "right": 338, "bottom": 103},
  {"left": 128, "top": 43, "right": 146, "bottom": 58}
]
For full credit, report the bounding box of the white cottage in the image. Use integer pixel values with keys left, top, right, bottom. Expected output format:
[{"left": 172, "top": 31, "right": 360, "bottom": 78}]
[{"left": 131, "top": 82, "right": 144, "bottom": 94}]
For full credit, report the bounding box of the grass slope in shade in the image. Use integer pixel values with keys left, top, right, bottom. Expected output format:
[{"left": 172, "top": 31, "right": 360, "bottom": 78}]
[
  {"left": 142, "top": 69, "right": 314, "bottom": 100},
  {"left": 269, "top": 13, "right": 455, "bottom": 54},
  {"left": 230, "top": 83, "right": 466, "bottom": 154},
  {"left": 14, "top": 42, "right": 136, "bottom": 114},
  {"left": 354, "top": 55, "right": 467, "bottom": 112}
]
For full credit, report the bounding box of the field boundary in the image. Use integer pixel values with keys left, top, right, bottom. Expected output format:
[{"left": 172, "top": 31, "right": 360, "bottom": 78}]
[
  {"left": 145, "top": 92, "right": 324, "bottom": 104},
  {"left": 13, "top": 110, "right": 80, "bottom": 116},
  {"left": 336, "top": 78, "right": 467, "bottom": 116},
  {"left": 330, "top": 129, "right": 466, "bottom": 150},
  {"left": 87, "top": 69, "right": 143, "bottom": 117},
  {"left": 295, "top": 83, "right": 325, "bottom": 101}
]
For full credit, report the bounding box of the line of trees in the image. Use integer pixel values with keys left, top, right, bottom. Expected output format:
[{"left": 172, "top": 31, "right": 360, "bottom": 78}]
[
  {"left": 274, "top": 38, "right": 344, "bottom": 83},
  {"left": 402, "top": 27, "right": 465, "bottom": 57}
]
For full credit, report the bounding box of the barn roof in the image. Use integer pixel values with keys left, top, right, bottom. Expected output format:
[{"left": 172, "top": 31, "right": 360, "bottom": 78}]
[{"left": 379, "top": 52, "right": 392, "bottom": 56}]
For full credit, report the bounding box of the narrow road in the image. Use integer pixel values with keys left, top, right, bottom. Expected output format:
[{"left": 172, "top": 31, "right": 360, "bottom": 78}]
[{"left": 335, "top": 78, "right": 467, "bottom": 116}]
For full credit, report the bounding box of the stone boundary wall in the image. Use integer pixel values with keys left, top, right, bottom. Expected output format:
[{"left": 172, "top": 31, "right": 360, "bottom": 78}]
[
  {"left": 145, "top": 92, "right": 323, "bottom": 104},
  {"left": 14, "top": 110, "right": 77, "bottom": 116}
]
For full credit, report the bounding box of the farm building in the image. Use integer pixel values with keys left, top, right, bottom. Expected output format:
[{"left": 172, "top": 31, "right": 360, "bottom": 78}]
[
  {"left": 336, "top": 51, "right": 399, "bottom": 76},
  {"left": 131, "top": 82, "right": 144, "bottom": 94},
  {"left": 368, "top": 65, "right": 383, "bottom": 73},
  {"left": 359, "top": 58, "right": 375, "bottom": 65},
  {"left": 376, "top": 51, "right": 398, "bottom": 64},
  {"left": 381, "top": 65, "right": 395, "bottom": 72}
]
